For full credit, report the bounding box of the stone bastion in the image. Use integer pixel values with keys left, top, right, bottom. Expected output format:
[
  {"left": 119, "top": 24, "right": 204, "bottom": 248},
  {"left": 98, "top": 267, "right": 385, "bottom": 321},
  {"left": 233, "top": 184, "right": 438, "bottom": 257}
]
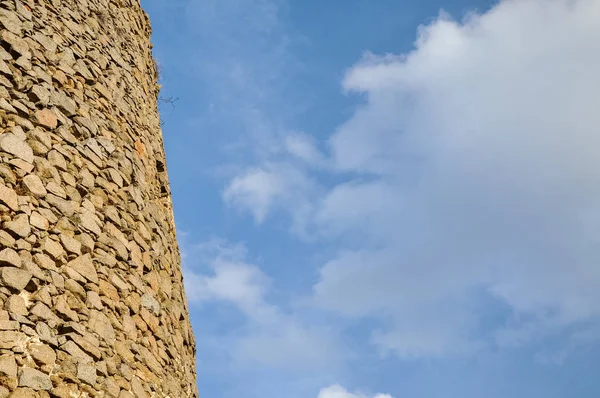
[{"left": 0, "top": 0, "right": 198, "bottom": 396}]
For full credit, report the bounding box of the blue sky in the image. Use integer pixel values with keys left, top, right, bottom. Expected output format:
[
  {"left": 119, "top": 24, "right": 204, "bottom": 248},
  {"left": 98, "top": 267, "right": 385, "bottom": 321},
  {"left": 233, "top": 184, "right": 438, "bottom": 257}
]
[{"left": 140, "top": 0, "right": 600, "bottom": 397}]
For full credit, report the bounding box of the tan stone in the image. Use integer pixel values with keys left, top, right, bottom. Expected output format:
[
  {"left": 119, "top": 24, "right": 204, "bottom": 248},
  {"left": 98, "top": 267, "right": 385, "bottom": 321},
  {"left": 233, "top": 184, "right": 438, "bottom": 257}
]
[
  {"left": 0, "top": 248, "right": 21, "bottom": 267},
  {"left": 77, "top": 363, "right": 96, "bottom": 385},
  {"left": 0, "top": 355, "right": 17, "bottom": 380},
  {"left": 99, "top": 279, "right": 120, "bottom": 303},
  {"left": 86, "top": 291, "right": 103, "bottom": 310},
  {"left": 0, "top": 183, "right": 18, "bottom": 211},
  {"left": 89, "top": 310, "right": 116, "bottom": 345},
  {"left": 0, "top": 320, "right": 18, "bottom": 330},
  {"left": 140, "top": 293, "right": 160, "bottom": 316},
  {"left": 54, "top": 296, "right": 79, "bottom": 321},
  {"left": 61, "top": 341, "right": 92, "bottom": 364},
  {"left": 60, "top": 234, "right": 81, "bottom": 255},
  {"left": 4, "top": 214, "right": 31, "bottom": 238},
  {"left": 10, "top": 389, "right": 37, "bottom": 398},
  {"left": 64, "top": 279, "right": 86, "bottom": 300},
  {"left": 76, "top": 209, "right": 102, "bottom": 236},
  {"left": 1, "top": 31, "right": 29, "bottom": 57},
  {"left": 0, "top": 133, "right": 34, "bottom": 163},
  {"left": 33, "top": 253, "right": 57, "bottom": 271},
  {"left": 68, "top": 333, "right": 101, "bottom": 361},
  {"left": 103, "top": 377, "right": 121, "bottom": 397},
  {"left": 0, "top": 9, "right": 22, "bottom": 35},
  {"left": 30, "top": 343, "right": 57, "bottom": 365},
  {"left": 66, "top": 254, "right": 97, "bottom": 284},
  {"left": 114, "top": 341, "right": 135, "bottom": 363},
  {"left": 0, "top": 267, "right": 31, "bottom": 290},
  {"left": 0, "top": 229, "right": 17, "bottom": 249},
  {"left": 47, "top": 154, "right": 67, "bottom": 176},
  {"left": 19, "top": 368, "right": 52, "bottom": 390},
  {"left": 30, "top": 212, "right": 50, "bottom": 230},
  {"left": 30, "top": 303, "right": 56, "bottom": 322},
  {"left": 42, "top": 237, "right": 64, "bottom": 259},
  {"left": 5, "top": 295, "right": 27, "bottom": 315},
  {"left": 0, "top": 330, "right": 26, "bottom": 349},
  {"left": 45, "top": 194, "right": 78, "bottom": 217},
  {"left": 23, "top": 174, "right": 47, "bottom": 197},
  {"left": 34, "top": 109, "right": 58, "bottom": 129}
]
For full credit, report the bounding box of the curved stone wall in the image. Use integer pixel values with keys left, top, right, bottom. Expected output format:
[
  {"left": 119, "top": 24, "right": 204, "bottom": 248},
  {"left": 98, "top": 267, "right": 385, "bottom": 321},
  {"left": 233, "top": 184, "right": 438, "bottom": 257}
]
[{"left": 0, "top": 0, "right": 197, "bottom": 396}]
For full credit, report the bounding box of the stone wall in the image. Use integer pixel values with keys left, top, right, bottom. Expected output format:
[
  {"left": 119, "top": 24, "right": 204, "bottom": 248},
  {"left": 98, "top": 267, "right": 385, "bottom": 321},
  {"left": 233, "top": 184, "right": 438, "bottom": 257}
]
[{"left": 0, "top": 0, "right": 197, "bottom": 396}]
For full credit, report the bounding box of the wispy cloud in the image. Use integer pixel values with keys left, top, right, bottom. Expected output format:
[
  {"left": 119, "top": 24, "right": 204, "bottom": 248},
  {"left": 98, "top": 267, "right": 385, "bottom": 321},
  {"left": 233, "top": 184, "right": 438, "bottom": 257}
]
[
  {"left": 183, "top": 0, "right": 303, "bottom": 157},
  {"left": 181, "top": 238, "right": 340, "bottom": 370},
  {"left": 318, "top": 385, "right": 393, "bottom": 398}
]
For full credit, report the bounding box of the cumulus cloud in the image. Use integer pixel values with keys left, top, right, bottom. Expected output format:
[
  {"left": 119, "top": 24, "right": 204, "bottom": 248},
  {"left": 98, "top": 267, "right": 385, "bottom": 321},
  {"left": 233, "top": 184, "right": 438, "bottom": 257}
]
[
  {"left": 318, "top": 385, "right": 393, "bottom": 398},
  {"left": 314, "top": 0, "right": 600, "bottom": 357},
  {"left": 225, "top": 0, "right": 600, "bottom": 358}
]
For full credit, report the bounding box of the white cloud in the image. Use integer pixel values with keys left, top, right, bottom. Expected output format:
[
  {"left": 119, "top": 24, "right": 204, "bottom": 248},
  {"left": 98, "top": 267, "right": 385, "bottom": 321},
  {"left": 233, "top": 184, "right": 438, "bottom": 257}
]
[
  {"left": 223, "top": 163, "right": 316, "bottom": 224},
  {"left": 225, "top": 0, "right": 600, "bottom": 358},
  {"left": 285, "top": 132, "right": 326, "bottom": 166},
  {"left": 183, "top": 240, "right": 267, "bottom": 307},
  {"left": 311, "top": 0, "right": 600, "bottom": 358},
  {"left": 182, "top": 238, "right": 339, "bottom": 370},
  {"left": 317, "top": 385, "right": 393, "bottom": 398},
  {"left": 223, "top": 168, "right": 287, "bottom": 223}
]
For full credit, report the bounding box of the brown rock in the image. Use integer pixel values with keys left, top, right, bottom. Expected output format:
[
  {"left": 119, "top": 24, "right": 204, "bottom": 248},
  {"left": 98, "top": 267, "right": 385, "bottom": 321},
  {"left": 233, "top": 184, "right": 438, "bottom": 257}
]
[
  {"left": 0, "top": 133, "right": 34, "bottom": 164},
  {"left": 0, "top": 248, "right": 21, "bottom": 267},
  {"left": 60, "top": 234, "right": 81, "bottom": 255},
  {"left": 19, "top": 368, "right": 52, "bottom": 390},
  {"left": 140, "top": 293, "right": 160, "bottom": 316},
  {"left": 0, "top": 320, "right": 18, "bottom": 330},
  {"left": 66, "top": 254, "right": 98, "bottom": 284},
  {"left": 104, "top": 377, "right": 121, "bottom": 397},
  {"left": 54, "top": 296, "right": 79, "bottom": 321},
  {"left": 0, "top": 267, "right": 32, "bottom": 290},
  {"left": 0, "top": 354, "right": 17, "bottom": 380},
  {"left": 29, "top": 343, "right": 57, "bottom": 365},
  {"left": 30, "top": 212, "right": 50, "bottom": 230},
  {"left": 89, "top": 310, "right": 115, "bottom": 344},
  {"left": 0, "top": 9, "right": 22, "bottom": 35},
  {"left": 4, "top": 214, "right": 31, "bottom": 238},
  {"left": 29, "top": 85, "right": 51, "bottom": 105},
  {"left": 30, "top": 303, "right": 57, "bottom": 321},
  {"left": 77, "top": 363, "right": 96, "bottom": 385},
  {"left": 5, "top": 295, "right": 27, "bottom": 316},
  {"left": 0, "top": 31, "right": 29, "bottom": 58},
  {"left": 33, "top": 253, "right": 57, "bottom": 271},
  {"left": 45, "top": 194, "right": 78, "bottom": 217},
  {"left": 86, "top": 291, "right": 103, "bottom": 310},
  {"left": 76, "top": 209, "right": 102, "bottom": 236},
  {"left": 42, "top": 237, "right": 64, "bottom": 259},
  {"left": 0, "top": 330, "right": 26, "bottom": 349},
  {"left": 22, "top": 174, "right": 47, "bottom": 197},
  {"left": 0, "top": 231, "right": 15, "bottom": 248},
  {"left": 10, "top": 389, "right": 38, "bottom": 398},
  {"left": 0, "top": 183, "right": 18, "bottom": 211},
  {"left": 61, "top": 341, "right": 92, "bottom": 364},
  {"left": 34, "top": 109, "right": 58, "bottom": 129},
  {"left": 0, "top": 0, "right": 198, "bottom": 395}
]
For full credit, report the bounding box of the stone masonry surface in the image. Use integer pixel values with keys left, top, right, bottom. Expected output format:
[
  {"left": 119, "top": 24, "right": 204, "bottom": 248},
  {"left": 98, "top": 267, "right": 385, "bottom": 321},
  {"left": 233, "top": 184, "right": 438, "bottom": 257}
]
[{"left": 0, "top": 0, "right": 198, "bottom": 396}]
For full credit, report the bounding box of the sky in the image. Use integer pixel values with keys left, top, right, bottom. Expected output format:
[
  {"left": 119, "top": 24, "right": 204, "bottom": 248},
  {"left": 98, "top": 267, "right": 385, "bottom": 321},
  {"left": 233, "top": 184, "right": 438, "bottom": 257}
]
[{"left": 139, "top": 0, "right": 600, "bottom": 397}]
